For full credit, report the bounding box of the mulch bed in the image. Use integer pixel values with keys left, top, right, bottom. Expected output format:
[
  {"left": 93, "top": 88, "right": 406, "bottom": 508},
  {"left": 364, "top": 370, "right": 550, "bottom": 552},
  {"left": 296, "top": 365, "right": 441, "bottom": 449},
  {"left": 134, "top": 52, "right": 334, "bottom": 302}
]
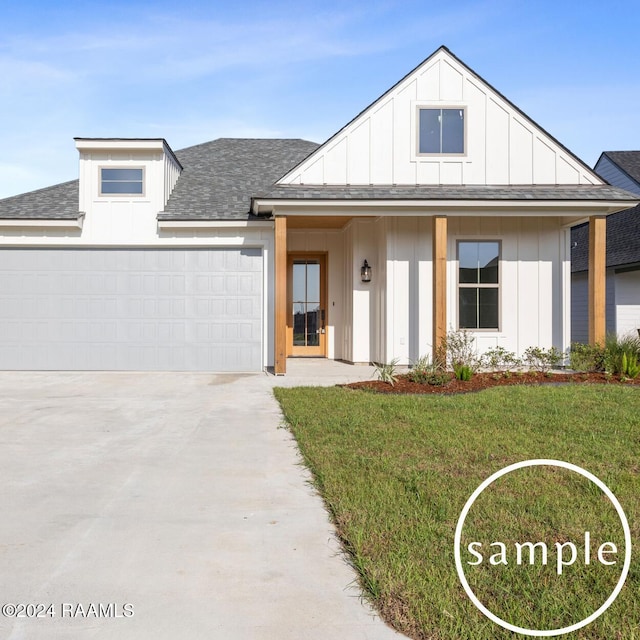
[{"left": 343, "top": 371, "right": 640, "bottom": 395}]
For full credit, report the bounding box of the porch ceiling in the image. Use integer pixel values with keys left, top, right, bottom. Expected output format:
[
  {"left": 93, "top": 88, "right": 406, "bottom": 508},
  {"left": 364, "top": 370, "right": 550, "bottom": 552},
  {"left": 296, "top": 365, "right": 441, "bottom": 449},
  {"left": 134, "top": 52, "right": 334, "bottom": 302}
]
[{"left": 285, "top": 215, "right": 373, "bottom": 229}]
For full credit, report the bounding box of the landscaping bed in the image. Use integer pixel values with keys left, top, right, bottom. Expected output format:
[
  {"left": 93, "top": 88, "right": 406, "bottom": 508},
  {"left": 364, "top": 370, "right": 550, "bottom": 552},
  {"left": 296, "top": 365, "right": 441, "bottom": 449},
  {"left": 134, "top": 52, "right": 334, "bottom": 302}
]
[{"left": 344, "top": 370, "right": 640, "bottom": 394}]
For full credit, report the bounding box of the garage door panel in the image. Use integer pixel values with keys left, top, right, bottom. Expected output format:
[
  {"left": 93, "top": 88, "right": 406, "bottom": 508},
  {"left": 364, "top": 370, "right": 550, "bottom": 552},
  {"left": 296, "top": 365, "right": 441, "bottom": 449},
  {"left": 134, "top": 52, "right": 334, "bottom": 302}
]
[{"left": 0, "top": 248, "right": 263, "bottom": 371}]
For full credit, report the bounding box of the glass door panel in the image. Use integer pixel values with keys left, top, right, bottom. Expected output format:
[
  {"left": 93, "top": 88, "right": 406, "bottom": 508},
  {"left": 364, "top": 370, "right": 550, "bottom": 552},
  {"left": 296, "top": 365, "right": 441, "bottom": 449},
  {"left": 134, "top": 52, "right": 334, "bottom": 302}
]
[{"left": 288, "top": 255, "right": 326, "bottom": 356}]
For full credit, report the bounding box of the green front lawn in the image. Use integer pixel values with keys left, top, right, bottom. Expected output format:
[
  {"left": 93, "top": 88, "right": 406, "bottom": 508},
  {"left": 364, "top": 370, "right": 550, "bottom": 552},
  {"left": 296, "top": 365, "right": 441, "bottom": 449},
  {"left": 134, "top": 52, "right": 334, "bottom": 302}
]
[{"left": 274, "top": 385, "right": 640, "bottom": 639}]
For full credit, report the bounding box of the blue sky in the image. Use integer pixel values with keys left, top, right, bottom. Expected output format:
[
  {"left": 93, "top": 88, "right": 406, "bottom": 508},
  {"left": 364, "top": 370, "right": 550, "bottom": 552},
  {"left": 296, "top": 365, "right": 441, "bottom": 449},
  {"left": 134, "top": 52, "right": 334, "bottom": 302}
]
[{"left": 1, "top": 0, "right": 639, "bottom": 198}]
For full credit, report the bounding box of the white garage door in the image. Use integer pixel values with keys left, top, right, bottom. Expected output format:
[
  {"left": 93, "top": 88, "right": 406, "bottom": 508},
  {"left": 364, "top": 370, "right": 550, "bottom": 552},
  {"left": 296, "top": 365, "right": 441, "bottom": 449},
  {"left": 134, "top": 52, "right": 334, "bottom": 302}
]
[{"left": 0, "top": 248, "right": 263, "bottom": 371}]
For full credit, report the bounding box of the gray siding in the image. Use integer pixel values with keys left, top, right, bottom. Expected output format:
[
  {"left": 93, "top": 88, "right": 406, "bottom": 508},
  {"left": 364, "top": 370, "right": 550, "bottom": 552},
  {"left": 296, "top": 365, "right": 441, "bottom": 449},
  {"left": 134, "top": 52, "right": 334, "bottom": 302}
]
[
  {"left": 571, "top": 272, "right": 588, "bottom": 343},
  {"left": 571, "top": 269, "right": 615, "bottom": 344},
  {"left": 595, "top": 155, "right": 640, "bottom": 195}
]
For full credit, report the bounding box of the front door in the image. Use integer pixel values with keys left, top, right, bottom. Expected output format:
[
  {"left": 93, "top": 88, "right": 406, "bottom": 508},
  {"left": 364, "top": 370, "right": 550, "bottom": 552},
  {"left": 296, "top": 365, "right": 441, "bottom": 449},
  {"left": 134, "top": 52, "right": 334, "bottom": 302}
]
[{"left": 288, "top": 254, "right": 327, "bottom": 357}]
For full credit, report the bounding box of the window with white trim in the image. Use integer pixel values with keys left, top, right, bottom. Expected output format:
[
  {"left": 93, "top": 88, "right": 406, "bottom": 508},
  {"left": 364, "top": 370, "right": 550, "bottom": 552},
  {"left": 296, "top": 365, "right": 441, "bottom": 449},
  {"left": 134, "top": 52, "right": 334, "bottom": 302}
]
[
  {"left": 100, "top": 168, "right": 144, "bottom": 195},
  {"left": 418, "top": 108, "right": 465, "bottom": 154},
  {"left": 458, "top": 241, "right": 500, "bottom": 330}
]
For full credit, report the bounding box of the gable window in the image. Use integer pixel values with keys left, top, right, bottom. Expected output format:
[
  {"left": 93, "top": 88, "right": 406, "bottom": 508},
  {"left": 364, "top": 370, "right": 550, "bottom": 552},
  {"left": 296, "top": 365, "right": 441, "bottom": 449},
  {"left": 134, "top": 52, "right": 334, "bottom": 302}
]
[
  {"left": 100, "top": 168, "right": 144, "bottom": 195},
  {"left": 418, "top": 108, "right": 464, "bottom": 154},
  {"left": 458, "top": 241, "right": 500, "bottom": 330}
]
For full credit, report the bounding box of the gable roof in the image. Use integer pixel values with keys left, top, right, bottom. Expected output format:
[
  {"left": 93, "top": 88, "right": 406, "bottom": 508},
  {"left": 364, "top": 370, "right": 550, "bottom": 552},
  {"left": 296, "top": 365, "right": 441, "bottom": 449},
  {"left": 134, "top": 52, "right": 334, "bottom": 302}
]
[
  {"left": 277, "top": 45, "right": 603, "bottom": 187},
  {"left": 597, "top": 151, "right": 640, "bottom": 188},
  {"left": 160, "top": 138, "right": 318, "bottom": 220}
]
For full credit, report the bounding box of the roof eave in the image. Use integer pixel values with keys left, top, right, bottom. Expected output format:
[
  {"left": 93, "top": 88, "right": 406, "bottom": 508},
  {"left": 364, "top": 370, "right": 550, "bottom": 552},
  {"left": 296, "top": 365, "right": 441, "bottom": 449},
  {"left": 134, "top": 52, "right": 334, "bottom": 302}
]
[
  {"left": 251, "top": 197, "right": 638, "bottom": 216},
  {"left": 0, "top": 212, "right": 84, "bottom": 228}
]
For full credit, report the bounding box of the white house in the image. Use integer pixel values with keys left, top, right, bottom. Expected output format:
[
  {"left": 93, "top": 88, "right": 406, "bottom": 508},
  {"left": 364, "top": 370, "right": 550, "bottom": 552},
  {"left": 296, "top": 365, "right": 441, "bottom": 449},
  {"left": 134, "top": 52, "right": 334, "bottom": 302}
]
[
  {"left": 0, "top": 46, "right": 636, "bottom": 373},
  {"left": 572, "top": 151, "right": 640, "bottom": 342}
]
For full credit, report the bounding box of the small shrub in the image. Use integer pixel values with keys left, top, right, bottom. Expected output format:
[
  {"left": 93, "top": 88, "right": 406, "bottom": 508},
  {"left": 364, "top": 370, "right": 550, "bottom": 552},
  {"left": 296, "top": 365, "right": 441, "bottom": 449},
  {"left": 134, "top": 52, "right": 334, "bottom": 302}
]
[
  {"left": 523, "top": 346, "right": 565, "bottom": 374},
  {"left": 409, "top": 355, "right": 449, "bottom": 386},
  {"left": 427, "top": 372, "right": 451, "bottom": 386},
  {"left": 374, "top": 359, "right": 399, "bottom": 386},
  {"left": 481, "top": 346, "right": 521, "bottom": 373},
  {"left": 441, "top": 329, "right": 481, "bottom": 372},
  {"left": 569, "top": 342, "right": 605, "bottom": 372}
]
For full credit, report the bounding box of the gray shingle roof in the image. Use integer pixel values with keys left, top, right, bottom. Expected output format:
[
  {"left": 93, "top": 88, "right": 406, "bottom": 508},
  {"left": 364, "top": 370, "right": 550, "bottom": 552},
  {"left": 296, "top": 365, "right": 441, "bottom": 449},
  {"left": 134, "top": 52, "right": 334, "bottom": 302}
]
[
  {"left": 571, "top": 152, "right": 640, "bottom": 272},
  {"left": 159, "top": 138, "right": 319, "bottom": 220},
  {"left": 602, "top": 151, "right": 640, "bottom": 185},
  {"left": 256, "top": 184, "right": 638, "bottom": 202},
  {"left": 0, "top": 138, "right": 319, "bottom": 221},
  {"left": 0, "top": 180, "right": 79, "bottom": 219},
  {"left": 571, "top": 204, "right": 640, "bottom": 272}
]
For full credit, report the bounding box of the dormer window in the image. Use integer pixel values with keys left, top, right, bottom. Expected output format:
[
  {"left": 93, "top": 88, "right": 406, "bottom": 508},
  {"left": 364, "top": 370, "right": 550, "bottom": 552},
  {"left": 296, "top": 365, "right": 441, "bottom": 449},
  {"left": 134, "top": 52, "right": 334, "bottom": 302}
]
[
  {"left": 100, "top": 168, "right": 144, "bottom": 195},
  {"left": 418, "top": 108, "right": 465, "bottom": 154}
]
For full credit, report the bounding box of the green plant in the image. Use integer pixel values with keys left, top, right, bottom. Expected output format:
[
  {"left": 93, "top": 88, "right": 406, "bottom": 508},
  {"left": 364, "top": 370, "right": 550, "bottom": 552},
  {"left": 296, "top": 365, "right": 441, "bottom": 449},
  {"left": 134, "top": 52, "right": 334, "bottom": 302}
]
[
  {"left": 373, "top": 359, "right": 399, "bottom": 386},
  {"left": 569, "top": 342, "right": 605, "bottom": 372},
  {"left": 523, "top": 346, "right": 565, "bottom": 374},
  {"left": 481, "top": 346, "right": 521, "bottom": 373},
  {"left": 275, "top": 385, "right": 640, "bottom": 640},
  {"left": 453, "top": 363, "right": 473, "bottom": 381},
  {"left": 409, "top": 355, "right": 449, "bottom": 386},
  {"left": 441, "top": 329, "right": 480, "bottom": 372},
  {"left": 621, "top": 351, "right": 640, "bottom": 379},
  {"left": 603, "top": 332, "right": 640, "bottom": 374}
]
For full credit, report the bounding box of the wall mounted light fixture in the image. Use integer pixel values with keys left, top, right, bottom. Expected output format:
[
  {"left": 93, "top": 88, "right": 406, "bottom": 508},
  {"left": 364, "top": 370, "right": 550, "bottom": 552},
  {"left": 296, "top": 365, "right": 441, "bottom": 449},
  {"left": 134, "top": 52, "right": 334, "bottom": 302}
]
[{"left": 361, "top": 259, "right": 372, "bottom": 283}]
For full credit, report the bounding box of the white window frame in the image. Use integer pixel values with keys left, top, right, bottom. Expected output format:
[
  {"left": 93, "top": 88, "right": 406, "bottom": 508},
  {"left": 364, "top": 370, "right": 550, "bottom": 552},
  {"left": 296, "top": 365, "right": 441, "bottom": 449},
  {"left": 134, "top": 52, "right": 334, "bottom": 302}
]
[
  {"left": 415, "top": 105, "right": 467, "bottom": 157},
  {"left": 99, "top": 167, "right": 145, "bottom": 197},
  {"left": 456, "top": 240, "right": 501, "bottom": 332}
]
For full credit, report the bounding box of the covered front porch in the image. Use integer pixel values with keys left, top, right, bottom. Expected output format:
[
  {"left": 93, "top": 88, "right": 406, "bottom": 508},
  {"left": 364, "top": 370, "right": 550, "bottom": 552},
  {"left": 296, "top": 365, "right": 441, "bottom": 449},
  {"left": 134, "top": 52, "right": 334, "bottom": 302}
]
[{"left": 268, "top": 213, "right": 610, "bottom": 376}]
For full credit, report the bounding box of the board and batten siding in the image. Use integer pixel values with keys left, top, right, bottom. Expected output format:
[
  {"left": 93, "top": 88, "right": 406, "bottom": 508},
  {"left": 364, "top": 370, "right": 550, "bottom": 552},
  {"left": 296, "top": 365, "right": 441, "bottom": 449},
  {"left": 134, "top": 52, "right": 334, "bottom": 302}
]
[
  {"left": 379, "top": 216, "right": 571, "bottom": 365},
  {"left": 279, "top": 49, "right": 600, "bottom": 187},
  {"left": 77, "top": 148, "right": 173, "bottom": 244}
]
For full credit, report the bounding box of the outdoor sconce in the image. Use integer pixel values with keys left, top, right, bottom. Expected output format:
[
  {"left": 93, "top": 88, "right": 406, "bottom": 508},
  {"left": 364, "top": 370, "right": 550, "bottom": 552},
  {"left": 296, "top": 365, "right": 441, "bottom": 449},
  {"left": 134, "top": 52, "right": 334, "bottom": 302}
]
[{"left": 361, "top": 259, "right": 372, "bottom": 283}]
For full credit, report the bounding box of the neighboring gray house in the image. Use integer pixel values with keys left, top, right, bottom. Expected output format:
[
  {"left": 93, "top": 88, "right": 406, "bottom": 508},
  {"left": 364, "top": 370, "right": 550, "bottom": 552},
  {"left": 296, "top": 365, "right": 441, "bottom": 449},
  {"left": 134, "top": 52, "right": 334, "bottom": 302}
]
[{"left": 572, "top": 152, "right": 640, "bottom": 342}]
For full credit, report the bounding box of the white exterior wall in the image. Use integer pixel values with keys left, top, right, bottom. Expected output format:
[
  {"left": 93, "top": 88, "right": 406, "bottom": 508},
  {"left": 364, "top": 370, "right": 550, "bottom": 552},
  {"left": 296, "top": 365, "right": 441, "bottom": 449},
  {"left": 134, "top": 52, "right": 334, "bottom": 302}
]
[
  {"left": 348, "top": 219, "right": 378, "bottom": 363},
  {"left": 385, "top": 217, "right": 432, "bottom": 364},
  {"left": 288, "top": 229, "right": 344, "bottom": 360},
  {"left": 331, "top": 213, "right": 572, "bottom": 366},
  {"left": 367, "top": 215, "right": 571, "bottom": 365},
  {"left": 76, "top": 148, "right": 171, "bottom": 243},
  {"left": 280, "top": 49, "right": 600, "bottom": 187},
  {"left": 336, "top": 219, "right": 388, "bottom": 363},
  {"left": 614, "top": 270, "right": 640, "bottom": 338},
  {"left": 446, "top": 217, "right": 568, "bottom": 357},
  {"left": 164, "top": 151, "right": 182, "bottom": 206}
]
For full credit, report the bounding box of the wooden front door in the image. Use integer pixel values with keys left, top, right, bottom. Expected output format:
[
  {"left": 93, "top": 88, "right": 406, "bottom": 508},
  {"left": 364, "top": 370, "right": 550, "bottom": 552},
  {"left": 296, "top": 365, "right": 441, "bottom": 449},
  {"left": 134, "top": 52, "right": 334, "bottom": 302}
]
[{"left": 287, "top": 254, "right": 327, "bottom": 357}]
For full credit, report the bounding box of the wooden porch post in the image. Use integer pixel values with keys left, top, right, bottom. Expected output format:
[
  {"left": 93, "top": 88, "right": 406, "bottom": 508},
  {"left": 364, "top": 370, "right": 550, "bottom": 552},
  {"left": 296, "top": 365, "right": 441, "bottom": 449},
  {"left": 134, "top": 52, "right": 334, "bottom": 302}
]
[
  {"left": 274, "top": 216, "right": 287, "bottom": 374},
  {"left": 588, "top": 215, "right": 606, "bottom": 345},
  {"left": 433, "top": 215, "right": 447, "bottom": 360}
]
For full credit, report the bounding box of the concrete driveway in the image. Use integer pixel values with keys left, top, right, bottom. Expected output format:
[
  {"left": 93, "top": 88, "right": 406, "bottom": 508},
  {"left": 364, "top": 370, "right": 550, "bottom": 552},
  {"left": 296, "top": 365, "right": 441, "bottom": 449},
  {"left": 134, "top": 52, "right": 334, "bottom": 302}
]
[{"left": 0, "top": 370, "right": 403, "bottom": 639}]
